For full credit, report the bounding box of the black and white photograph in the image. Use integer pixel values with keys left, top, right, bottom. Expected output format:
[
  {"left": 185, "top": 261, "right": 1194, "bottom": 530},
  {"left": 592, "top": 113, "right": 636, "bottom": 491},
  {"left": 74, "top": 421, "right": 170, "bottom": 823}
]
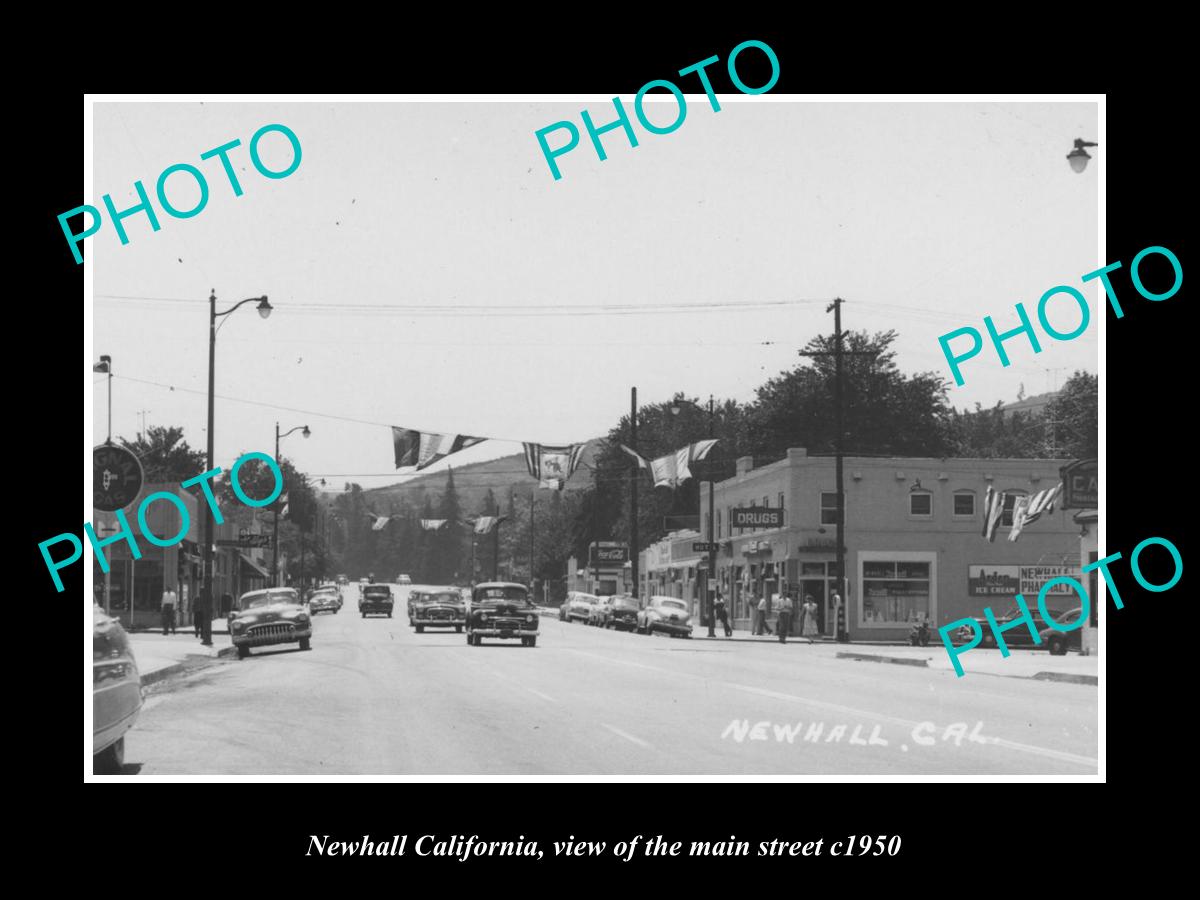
[{"left": 80, "top": 91, "right": 1109, "bottom": 781}]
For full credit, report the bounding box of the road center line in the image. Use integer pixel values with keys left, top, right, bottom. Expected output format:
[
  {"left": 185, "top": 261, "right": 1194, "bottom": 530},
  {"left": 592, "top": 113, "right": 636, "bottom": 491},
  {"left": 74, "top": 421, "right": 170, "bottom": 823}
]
[
  {"left": 602, "top": 723, "right": 652, "bottom": 748},
  {"left": 525, "top": 688, "right": 556, "bottom": 703}
]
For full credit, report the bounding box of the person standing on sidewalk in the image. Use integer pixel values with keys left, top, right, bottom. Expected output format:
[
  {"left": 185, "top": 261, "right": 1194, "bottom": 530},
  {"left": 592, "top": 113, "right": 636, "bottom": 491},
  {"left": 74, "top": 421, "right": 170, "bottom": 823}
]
[
  {"left": 197, "top": 587, "right": 213, "bottom": 647},
  {"left": 221, "top": 591, "right": 233, "bottom": 620},
  {"left": 161, "top": 584, "right": 178, "bottom": 635},
  {"left": 754, "top": 594, "right": 773, "bottom": 636},
  {"left": 713, "top": 595, "right": 732, "bottom": 637},
  {"left": 776, "top": 593, "right": 792, "bottom": 643},
  {"left": 802, "top": 595, "right": 819, "bottom": 644}
]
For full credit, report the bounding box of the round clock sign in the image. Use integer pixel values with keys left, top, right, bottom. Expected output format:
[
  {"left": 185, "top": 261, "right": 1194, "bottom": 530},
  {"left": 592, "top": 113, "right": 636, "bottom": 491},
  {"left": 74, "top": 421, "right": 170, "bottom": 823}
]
[{"left": 93, "top": 443, "right": 144, "bottom": 511}]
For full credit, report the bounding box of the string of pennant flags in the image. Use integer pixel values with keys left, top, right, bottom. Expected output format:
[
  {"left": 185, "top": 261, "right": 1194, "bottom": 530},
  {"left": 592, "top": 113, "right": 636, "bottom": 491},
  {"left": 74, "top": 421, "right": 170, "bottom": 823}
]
[
  {"left": 369, "top": 514, "right": 507, "bottom": 535},
  {"left": 390, "top": 426, "right": 588, "bottom": 491},
  {"left": 620, "top": 439, "right": 719, "bottom": 489},
  {"left": 981, "top": 483, "right": 1063, "bottom": 543}
]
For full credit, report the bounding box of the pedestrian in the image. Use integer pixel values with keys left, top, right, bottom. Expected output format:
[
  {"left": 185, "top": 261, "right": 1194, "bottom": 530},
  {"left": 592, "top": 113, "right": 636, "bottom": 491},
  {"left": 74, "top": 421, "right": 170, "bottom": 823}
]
[
  {"left": 830, "top": 590, "right": 843, "bottom": 641},
  {"left": 755, "top": 594, "right": 773, "bottom": 636},
  {"left": 194, "top": 593, "right": 203, "bottom": 637},
  {"left": 802, "top": 595, "right": 819, "bottom": 644},
  {"left": 776, "top": 593, "right": 792, "bottom": 643},
  {"left": 197, "top": 587, "right": 213, "bottom": 647},
  {"left": 221, "top": 591, "right": 233, "bottom": 619},
  {"left": 161, "top": 584, "right": 178, "bottom": 635},
  {"left": 714, "top": 595, "right": 732, "bottom": 637}
]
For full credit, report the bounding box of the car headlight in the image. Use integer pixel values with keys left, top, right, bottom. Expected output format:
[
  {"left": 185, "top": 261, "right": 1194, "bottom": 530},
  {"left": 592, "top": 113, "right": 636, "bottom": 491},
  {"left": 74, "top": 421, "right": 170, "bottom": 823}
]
[
  {"left": 231, "top": 620, "right": 246, "bottom": 632},
  {"left": 525, "top": 614, "right": 535, "bottom": 623},
  {"left": 481, "top": 612, "right": 490, "bottom": 621},
  {"left": 297, "top": 613, "right": 309, "bottom": 623}
]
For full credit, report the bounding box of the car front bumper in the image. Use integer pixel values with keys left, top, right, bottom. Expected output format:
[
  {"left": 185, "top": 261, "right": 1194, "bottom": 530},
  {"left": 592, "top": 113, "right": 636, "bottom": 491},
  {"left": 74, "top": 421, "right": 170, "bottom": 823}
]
[
  {"left": 471, "top": 628, "right": 540, "bottom": 638},
  {"left": 649, "top": 621, "right": 692, "bottom": 635},
  {"left": 413, "top": 616, "right": 466, "bottom": 627},
  {"left": 360, "top": 604, "right": 393, "bottom": 614},
  {"left": 231, "top": 623, "right": 313, "bottom": 646}
]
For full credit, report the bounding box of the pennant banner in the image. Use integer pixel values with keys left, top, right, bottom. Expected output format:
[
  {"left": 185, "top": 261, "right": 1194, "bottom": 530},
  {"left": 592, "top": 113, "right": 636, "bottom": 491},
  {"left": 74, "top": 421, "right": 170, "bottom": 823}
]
[
  {"left": 474, "top": 516, "right": 505, "bottom": 535},
  {"left": 620, "top": 444, "right": 649, "bottom": 470},
  {"left": 392, "top": 426, "right": 485, "bottom": 470},
  {"left": 981, "top": 486, "right": 1006, "bottom": 542},
  {"left": 523, "top": 442, "right": 586, "bottom": 490},
  {"left": 637, "top": 440, "right": 719, "bottom": 489},
  {"left": 1007, "top": 482, "right": 1063, "bottom": 543},
  {"left": 419, "top": 519, "right": 447, "bottom": 531},
  {"left": 371, "top": 515, "right": 390, "bottom": 531}
]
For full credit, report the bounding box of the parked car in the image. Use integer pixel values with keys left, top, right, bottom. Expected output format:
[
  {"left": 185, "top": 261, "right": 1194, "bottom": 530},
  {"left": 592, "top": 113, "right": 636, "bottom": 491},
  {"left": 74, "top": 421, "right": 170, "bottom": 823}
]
[
  {"left": 588, "top": 596, "right": 614, "bottom": 626},
  {"left": 466, "top": 582, "right": 539, "bottom": 647},
  {"left": 558, "top": 598, "right": 571, "bottom": 621},
  {"left": 93, "top": 603, "right": 142, "bottom": 773},
  {"left": 600, "top": 595, "right": 640, "bottom": 631},
  {"left": 336, "top": 574, "right": 348, "bottom": 586},
  {"left": 563, "top": 591, "right": 600, "bottom": 624},
  {"left": 360, "top": 583, "right": 394, "bottom": 618},
  {"left": 1041, "top": 607, "right": 1084, "bottom": 655},
  {"left": 309, "top": 587, "right": 340, "bottom": 615},
  {"left": 956, "top": 603, "right": 1069, "bottom": 649},
  {"left": 637, "top": 596, "right": 693, "bottom": 638},
  {"left": 229, "top": 588, "right": 313, "bottom": 659},
  {"left": 397, "top": 574, "right": 412, "bottom": 585},
  {"left": 410, "top": 588, "right": 467, "bottom": 633}
]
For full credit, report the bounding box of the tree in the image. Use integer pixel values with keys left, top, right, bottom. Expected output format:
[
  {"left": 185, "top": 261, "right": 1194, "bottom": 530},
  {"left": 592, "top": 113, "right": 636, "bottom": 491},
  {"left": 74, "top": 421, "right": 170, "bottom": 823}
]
[
  {"left": 432, "top": 469, "right": 464, "bottom": 582},
  {"left": 1044, "top": 371, "right": 1098, "bottom": 459},
  {"left": 120, "top": 425, "right": 207, "bottom": 486}
]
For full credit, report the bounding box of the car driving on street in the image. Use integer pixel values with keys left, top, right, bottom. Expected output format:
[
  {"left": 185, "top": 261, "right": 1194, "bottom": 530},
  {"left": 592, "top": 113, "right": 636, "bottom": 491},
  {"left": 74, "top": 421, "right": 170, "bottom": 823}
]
[
  {"left": 466, "top": 582, "right": 539, "bottom": 647},
  {"left": 229, "top": 588, "right": 313, "bottom": 659},
  {"left": 309, "top": 586, "right": 340, "bottom": 615},
  {"left": 563, "top": 591, "right": 600, "bottom": 624},
  {"left": 637, "top": 596, "right": 693, "bottom": 638},
  {"left": 599, "top": 595, "right": 640, "bottom": 631},
  {"left": 410, "top": 588, "right": 467, "bottom": 633},
  {"left": 360, "top": 583, "right": 394, "bottom": 618}
]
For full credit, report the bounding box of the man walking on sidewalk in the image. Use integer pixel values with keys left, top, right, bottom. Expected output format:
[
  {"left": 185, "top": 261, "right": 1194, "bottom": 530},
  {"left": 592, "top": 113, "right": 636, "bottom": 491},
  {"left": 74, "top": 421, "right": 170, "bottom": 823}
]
[
  {"left": 754, "top": 594, "right": 773, "bottom": 636},
  {"left": 776, "top": 593, "right": 792, "bottom": 643},
  {"left": 161, "top": 584, "right": 178, "bottom": 635},
  {"left": 714, "top": 596, "right": 732, "bottom": 637},
  {"left": 197, "top": 587, "right": 213, "bottom": 647}
]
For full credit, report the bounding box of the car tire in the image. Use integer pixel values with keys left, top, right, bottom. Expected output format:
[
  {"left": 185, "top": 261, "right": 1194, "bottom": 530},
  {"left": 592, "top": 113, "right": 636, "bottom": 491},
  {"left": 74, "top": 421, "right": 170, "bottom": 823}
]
[
  {"left": 527, "top": 636, "right": 537, "bottom": 648},
  {"left": 361, "top": 612, "right": 366, "bottom": 618},
  {"left": 94, "top": 737, "right": 124, "bottom": 774},
  {"left": 300, "top": 637, "right": 311, "bottom": 651},
  {"left": 387, "top": 612, "right": 393, "bottom": 618},
  {"left": 466, "top": 630, "right": 473, "bottom": 645},
  {"left": 472, "top": 634, "right": 482, "bottom": 647},
  {"left": 237, "top": 644, "right": 250, "bottom": 659},
  {"left": 455, "top": 625, "right": 463, "bottom": 633},
  {"left": 416, "top": 625, "right": 424, "bottom": 633},
  {"left": 1049, "top": 636, "right": 1066, "bottom": 656}
]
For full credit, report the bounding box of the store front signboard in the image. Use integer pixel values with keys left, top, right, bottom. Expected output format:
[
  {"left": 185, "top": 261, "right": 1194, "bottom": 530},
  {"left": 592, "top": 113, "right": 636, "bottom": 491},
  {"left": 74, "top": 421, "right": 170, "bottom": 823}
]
[{"left": 968, "top": 564, "right": 1081, "bottom": 597}]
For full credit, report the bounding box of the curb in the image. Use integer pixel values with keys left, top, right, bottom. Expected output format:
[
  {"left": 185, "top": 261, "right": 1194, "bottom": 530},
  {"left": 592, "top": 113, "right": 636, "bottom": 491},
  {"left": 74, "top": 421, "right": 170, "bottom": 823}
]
[
  {"left": 836, "top": 651, "right": 929, "bottom": 667},
  {"left": 140, "top": 646, "right": 237, "bottom": 687},
  {"left": 1033, "top": 671, "right": 1099, "bottom": 686}
]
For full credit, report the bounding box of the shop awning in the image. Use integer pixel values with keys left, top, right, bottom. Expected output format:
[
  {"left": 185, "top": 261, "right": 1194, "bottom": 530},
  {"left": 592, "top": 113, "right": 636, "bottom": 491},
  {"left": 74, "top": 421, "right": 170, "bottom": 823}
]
[{"left": 239, "top": 554, "right": 270, "bottom": 578}]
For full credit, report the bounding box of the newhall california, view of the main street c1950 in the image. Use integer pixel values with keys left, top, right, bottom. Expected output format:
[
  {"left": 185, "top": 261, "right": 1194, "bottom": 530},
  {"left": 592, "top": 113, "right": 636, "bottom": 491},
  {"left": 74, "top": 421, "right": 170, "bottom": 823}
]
[{"left": 85, "top": 97, "right": 1100, "bottom": 778}]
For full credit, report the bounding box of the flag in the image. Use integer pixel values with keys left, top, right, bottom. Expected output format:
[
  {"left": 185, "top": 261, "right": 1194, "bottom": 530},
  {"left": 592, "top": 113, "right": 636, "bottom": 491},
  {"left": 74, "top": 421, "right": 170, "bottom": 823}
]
[
  {"left": 981, "top": 486, "right": 1006, "bottom": 542},
  {"left": 642, "top": 440, "right": 720, "bottom": 489},
  {"left": 371, "top": 515, "right": 390, "bottom": 531},
  {"left": 1007, "top": 483, "right": 1063, "bottom": 542},
  {"left": 620, "top": 444, "right": 650, "bottom": 470},
  {"left": 279, "top": 493, "right": 290, "bottom": 519},
  {"left": 475, "top": 516, "right": 505, "bottom": 535},
  {"left": 392, "top": 426, "right": 485, "bottom": 470},
  {"left": 419, "top": 519, "right": 447, "bottom": 531},
  {"left": 523, "top": 442, "right": 586, "bottom": 490}
]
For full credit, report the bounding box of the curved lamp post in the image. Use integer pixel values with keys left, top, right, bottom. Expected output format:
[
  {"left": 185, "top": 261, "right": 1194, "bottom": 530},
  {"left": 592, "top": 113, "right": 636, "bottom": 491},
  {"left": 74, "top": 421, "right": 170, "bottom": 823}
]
[
  {"left": 1067, "top": 138, "right": 1099, "bottom": 173},
  {"left": 272, "top": 423, "right": 310, "bottom": 585},
  {"left": 670, "top": 392, "right": 717, "bottom": 636}
]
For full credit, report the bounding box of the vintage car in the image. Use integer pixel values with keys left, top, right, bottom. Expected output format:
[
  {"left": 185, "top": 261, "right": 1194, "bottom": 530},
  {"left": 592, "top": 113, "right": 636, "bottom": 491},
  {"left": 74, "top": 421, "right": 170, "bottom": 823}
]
[
  {"left": 93, "top": 603, "right": 142, "bottom": 773},
  {"left": 410, "top": 588, "right": 467, "bottom": 633},
  {"left": 309, "top": 587, "right": 340, "bottom": 615},
  {"left": 1041, "top": 607, "right": 1084, "bottom": 655},
  {"left": 466, "top": 582, "right": 539, "bottom": 647},
  {"left": 229, "top": 588, "right": 313, "bottom": 659},
  {"left": 956, "top": 603, "right": 1069, "bottom": 650},
  {"left": 563, "top": 591, "right": 600, "bottom": 624},
  {"left": 588, "top": 596, "right": 614, "bottom": 626},
  {"left": 637, "top": 595, "right": 693, "bottom": 638},
  {"left": 398, "top": 574, "right": 413, "bottom": 585},
  {"left": 600, "top": 595, "right": 640, "bottom": 631},
  {"left": 359, "top": 583, "right": 394, "bottom": 618}
]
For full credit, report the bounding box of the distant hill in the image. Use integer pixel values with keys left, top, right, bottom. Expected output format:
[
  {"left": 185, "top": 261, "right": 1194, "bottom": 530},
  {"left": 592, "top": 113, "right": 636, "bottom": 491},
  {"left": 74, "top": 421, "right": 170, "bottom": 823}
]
[
  {"left": 365, "top": 440, "right": 602, "bottom": 514},
  {"left": 1000, "top": 391, "right": 1059, "bottom": 416}
]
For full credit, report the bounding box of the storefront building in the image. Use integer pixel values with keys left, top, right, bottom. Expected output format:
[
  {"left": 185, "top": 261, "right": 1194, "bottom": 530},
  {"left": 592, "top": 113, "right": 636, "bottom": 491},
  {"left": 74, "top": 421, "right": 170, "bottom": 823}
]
[
  {"left": 701, "top": 448, "right": 1078, "bottom": 641},
  {"left": 639, "top": 530, "right": 702, "bottom": 617}
]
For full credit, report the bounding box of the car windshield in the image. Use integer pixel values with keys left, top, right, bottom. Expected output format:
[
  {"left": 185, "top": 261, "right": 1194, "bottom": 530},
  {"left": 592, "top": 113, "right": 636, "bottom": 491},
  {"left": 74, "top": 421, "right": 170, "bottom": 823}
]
[
  {"left": 612, "top": 598, "right": 638, "bottom": 609},
  {"left": 364, "top": 586, "right": 390, "bottom": 597},
  {"left": 241, "top": 590, "right": 299, "bottom": 609},
  {"left": 474, "top": 586, "right": 530, "bottom": 604},
  {"left": 574, "top": 595, "right": 598, "bottom": 604},
  {"left": 423, "top": 592, "right": 462, "bottom": 604},
  {"left": 658, "top": 600, "right": 687, "bottom": 610}
]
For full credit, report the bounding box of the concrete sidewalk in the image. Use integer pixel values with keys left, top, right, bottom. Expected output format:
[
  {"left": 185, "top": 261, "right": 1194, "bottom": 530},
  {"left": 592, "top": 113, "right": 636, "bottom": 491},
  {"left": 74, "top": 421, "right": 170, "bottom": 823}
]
[
  {"left": 834, "top": 644, "right": 1099, "bottom": 684},
  {"left": 127, "top": 623, "right": 236, "bottom": 686}
]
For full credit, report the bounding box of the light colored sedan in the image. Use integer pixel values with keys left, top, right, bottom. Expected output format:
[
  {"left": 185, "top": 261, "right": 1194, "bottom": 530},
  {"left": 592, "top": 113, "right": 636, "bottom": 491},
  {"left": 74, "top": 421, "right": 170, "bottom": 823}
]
[
  {"left": 637, "top": 596, "right": 693, "bottom": 638},
  {"left": 93, "top": 604, "right": 142, "bottom": 773},
  {"left": 229, "top": 588, "right": 313, "bottom": 658}
]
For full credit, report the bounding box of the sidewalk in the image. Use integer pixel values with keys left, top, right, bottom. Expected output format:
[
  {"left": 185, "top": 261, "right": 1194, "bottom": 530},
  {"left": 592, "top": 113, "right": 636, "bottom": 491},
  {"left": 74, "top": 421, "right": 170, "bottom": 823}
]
[
  {"left": 833, "top": 644, "right": 1099, "bottom": 684},
  {"left": 127, "top": 621, "right": 235, "bottom": 686}
]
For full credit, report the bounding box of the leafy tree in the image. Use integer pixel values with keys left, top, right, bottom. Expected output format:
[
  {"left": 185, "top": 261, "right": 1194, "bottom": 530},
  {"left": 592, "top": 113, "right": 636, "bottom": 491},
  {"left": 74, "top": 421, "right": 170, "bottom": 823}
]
[
  {"left": 1044, "top": 371, "right": 1098, "bottom": 459},
  {"left": 120, "top": 425, "right": 207, "bottom": 486}
]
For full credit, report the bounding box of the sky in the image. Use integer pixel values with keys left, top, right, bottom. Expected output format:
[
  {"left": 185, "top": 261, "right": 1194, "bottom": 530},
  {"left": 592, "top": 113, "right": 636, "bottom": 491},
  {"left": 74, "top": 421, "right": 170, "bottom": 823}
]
[{"left": 90, "top": 98, "right": 1098, "bottom": 490}]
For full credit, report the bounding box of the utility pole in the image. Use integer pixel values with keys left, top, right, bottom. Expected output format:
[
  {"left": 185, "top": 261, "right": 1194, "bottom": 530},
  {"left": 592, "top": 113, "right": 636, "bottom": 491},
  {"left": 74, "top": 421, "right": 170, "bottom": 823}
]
[
  {"left": 529, "top": 492, "right": 536, "bottom": 593},
  {"left": 798, "top": 299, "right": 874, "bottom": 642},
  {"left": 630, "top": 386, "right": 639, "bottom": 601}
]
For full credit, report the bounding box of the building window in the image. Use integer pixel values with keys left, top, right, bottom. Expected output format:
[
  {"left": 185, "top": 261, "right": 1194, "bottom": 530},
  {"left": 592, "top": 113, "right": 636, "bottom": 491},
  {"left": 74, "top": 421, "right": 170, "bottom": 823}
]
[
  {"left": 778, "top": 492, "right": 784, "bottom": 511},
  {"left": 909, "top": 492, "right": 933, "bottom": 517},
  {"left": 820, "top": 492, "right": 840, "bottom": 526},
  {"left": 1001, "top": 491, "right": 1027, "bottom": 527},
  {"left": 953, "top": 491, "right": 976, "bottom": 517},
  {"left": 861, "top": 559, "right": 932, "bottom": 626}
]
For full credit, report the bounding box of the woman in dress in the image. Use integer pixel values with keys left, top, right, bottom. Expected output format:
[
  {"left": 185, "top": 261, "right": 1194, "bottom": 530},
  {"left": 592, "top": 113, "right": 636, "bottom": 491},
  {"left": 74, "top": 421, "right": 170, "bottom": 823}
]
[{"left": 801, "top": 595, "right": 819, "bottom": 644}]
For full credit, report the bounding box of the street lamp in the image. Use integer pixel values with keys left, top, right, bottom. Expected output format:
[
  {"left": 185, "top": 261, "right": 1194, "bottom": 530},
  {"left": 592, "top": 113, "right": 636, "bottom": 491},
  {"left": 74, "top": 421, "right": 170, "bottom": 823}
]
[
  {"left": 272, "top": 422, "right": 310, "bottom": 586},
  {"left": 670, "top": 392, "right": 717, "bottom": 637},
  {"left": 1067, "top": 138, "right": 1098, "bottom": 174},
  {"left": 204, "top": 292, "right": 271, "bottom": 646}
]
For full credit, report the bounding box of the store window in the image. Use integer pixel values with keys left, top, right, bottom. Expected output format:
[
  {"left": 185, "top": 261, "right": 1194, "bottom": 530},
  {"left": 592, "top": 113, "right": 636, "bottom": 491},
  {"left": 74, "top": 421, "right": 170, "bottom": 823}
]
[
  {"left": 861, "top": 559, "right": 932, "bottom": 626},
  {"left": 1001, "top": 491, "right": 1028, "bottom": 527},
  {"left": 778, "top": 492, "right": 785, "bottom": 511},
  {"left": 820, "top": 492, "right": 839, "bottom": 526},
  {"left": 953, "top": 491, "right": 976, "bottom": 517},
  {"left": 909, "top": 491, "right": 933, "bottom": 517}
]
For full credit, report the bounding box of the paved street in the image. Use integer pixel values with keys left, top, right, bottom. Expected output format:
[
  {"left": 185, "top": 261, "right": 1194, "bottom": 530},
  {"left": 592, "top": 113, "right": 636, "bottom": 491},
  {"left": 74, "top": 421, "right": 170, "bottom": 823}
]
[{"left": 123, "top": 585, "right": 1097, "bottom": 776}]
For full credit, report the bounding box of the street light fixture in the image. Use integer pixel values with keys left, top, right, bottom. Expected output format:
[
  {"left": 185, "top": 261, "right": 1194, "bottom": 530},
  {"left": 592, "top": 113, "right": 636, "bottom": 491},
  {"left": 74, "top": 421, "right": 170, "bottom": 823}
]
[
  {"left": 203, "top": 291, "right": 270, "bottom": 646},
  {"left": 1067, "top": 138, "right": 1098, "bottom": 174},
  {"left": 273, "top": 422, "right": 311, "bottom": 586},
  {"left": 670, "top": 392, "right": 717, "bottom": 637}
]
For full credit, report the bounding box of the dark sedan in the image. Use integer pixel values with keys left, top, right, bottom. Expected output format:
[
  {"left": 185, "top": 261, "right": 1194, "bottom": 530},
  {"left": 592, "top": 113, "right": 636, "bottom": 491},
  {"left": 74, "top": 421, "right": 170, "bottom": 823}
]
[
  {"left": 957, "top": 604, "right": 1069, "bottom": 649},
  {"left": 600, "top": 595, "right": 640, "bottom": 631},
  {"left": 359, "top": 584, "right": 394, "bottom": 618},
  {"left": 466, "top": 582, "right": 539, "bottom": 647}
]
